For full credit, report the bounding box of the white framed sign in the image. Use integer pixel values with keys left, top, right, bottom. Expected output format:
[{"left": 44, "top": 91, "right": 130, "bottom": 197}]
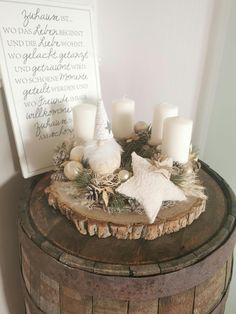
[{"left": 0, "top": 0, "right": 100, "bottom": 178}]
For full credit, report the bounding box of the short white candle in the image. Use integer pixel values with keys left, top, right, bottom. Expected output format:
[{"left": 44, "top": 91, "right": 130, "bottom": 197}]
[
  {"left": 150, "top": 103, "right": 178, "bottom": 145},
  {"left": 72, "top": 103, "right": 97, "bottom": 141},
  {"left": 162, "top": 117, "right": 193, "bottom": 163},
  {"left": 112, "top": 97, "right": 135, "bottom": 139}
]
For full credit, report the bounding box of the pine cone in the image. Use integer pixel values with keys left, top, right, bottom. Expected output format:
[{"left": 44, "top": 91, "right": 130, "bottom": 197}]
[
  {"left": 51, "top": 171, "right": 68, "bottom": 182},
  {"left": 162, "top": 200, "right": 176, "bottom": 208},
  {"left": 173, "top": 161, "right": 183, "bottom": 168},
  {"left": 127, "top": 198, "right": 142, "bottom": 210},
  {"left": 85, "top": 185, "right": 100, "bottom": 202},
  {"left": 52, "top": 150, "right": 69, "bottom": 167},
  {"left": 52, "top": 139, "right": 74, "bottom": 167}
]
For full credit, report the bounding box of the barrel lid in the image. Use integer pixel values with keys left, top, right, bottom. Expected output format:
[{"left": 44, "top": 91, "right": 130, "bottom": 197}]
[{"left": 19, "top": 161, "right": 236, "bottom": 277}]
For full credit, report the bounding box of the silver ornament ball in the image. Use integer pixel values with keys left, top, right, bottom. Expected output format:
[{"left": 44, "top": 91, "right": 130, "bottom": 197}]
[
  {"left": 70, "top": 145, "right": 84, "bottom": 162},
  {"left": 118, "top": 169, "right": 130, "bottom": 182},
  {"left": 64, "top": 161, "right": 83, "bottom": 181},
  {"left": 134, "top": 121, "right": 148, "bottom": 133}
]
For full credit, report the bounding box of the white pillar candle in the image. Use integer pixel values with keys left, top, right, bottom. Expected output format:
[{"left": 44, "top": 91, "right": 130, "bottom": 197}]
[
  {"left": 72, "top": 103, "right": 97, "bottom": 141},
  {"left": 150, "top": 103, "right": 178, "bottom": 145},
  {"left": 112, "top": 97, "right": 135, "bottom": 139},
  {"left": 162, "top": 117, "right": 193, "bottom": 164}
]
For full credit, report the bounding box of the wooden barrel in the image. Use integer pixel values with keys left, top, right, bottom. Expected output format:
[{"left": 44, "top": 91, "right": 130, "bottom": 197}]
[{"left": 18, "top": 162, "right": 236, "bottom": 314}]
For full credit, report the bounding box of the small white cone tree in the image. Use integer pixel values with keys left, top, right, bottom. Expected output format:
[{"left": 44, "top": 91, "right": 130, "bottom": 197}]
[
  {"left": 94, "top": 100, "right": 113, "bottom": 141},
  {"left": 84, "top": 100, "right": 122, "bottom": 175}
]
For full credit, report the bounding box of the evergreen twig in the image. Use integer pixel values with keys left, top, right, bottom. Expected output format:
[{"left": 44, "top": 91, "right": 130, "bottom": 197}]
[
  {"left": 109, "top": 192, "right": 126, "bottom": 210},
  {"left": 76, "top": 170, "right": 93, "bottom": 188}
]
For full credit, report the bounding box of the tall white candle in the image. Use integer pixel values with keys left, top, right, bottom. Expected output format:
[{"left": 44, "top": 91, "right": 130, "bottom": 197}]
[
  {"left": 150, "top": 103, "right": 178, "bottom": 145},
  {"left": 72, "top": 103, "right": 97, "bottom": 141},
  {"left": 162, "top": 117, "right": 193, "bottom": 163},
  {"left": 112, "top": 97, "right": 135, "bottom": 139}
]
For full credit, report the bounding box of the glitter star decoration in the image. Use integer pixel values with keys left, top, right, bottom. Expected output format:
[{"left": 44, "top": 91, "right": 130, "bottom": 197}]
[
  {"left": 116, "top": 153, "right": 186, "bottom": 223},
  {"left": 105, "top": 121, "right": 112, "bottom": 134}
]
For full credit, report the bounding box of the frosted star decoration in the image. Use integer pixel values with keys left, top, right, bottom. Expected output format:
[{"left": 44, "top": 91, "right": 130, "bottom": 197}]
[
  {"left": 116, "top": 153, "right": 186, "bottom": 223},
  {"left": 105, "top": 121, "right": 112, "bottom": 134}
]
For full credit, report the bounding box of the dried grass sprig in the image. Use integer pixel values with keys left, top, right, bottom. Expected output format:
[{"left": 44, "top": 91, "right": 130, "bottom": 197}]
[
  {"left": 171, "top": 170, "right": 206, "bottom": 199},
  {"left": 171, "top": 151, "right": 206, "bottom": 200}
]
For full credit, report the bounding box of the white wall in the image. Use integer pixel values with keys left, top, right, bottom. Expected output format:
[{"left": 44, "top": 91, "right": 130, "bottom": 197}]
[
  {"left": 198, "top": 0, "right": 236, "bottom": 312},
  {"left": 97, "top": 0, "right": 214, "bottom": 122},
  {"left": 0, "top": 0, "right": 219, "bottom": 313},
  {"left": 201, "top": 1, "right": 236, "bottom": 192}
]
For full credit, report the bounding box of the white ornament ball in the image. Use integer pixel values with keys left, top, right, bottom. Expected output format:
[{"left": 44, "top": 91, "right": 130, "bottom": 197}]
[
  {"left": 70, "top": 145, "right": 84, "bottom": 162},
  {"left": 64, "top": 161, "right": 83, "bottom": 181},
  {"left": 118, "top": 170, "right": 130, "bottom": 182},
  {"left": 134, "top": 121, "right": 148, "bottom": 133}
]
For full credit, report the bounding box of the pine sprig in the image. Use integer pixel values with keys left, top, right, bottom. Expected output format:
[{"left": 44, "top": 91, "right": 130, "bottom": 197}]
[
  {"left": 76, "top": 169, "right": 93, "bottom": 188},
  {"left": 109, "top": 192, "right": 126, "bottom": 210}
]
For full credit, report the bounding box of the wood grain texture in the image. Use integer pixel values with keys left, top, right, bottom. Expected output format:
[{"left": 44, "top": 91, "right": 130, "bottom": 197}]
[
  {"left": 128, "top": 299, "right": 159, "bottom": 314},
  {"left": 45, "top": 179, "right": 206, "bottom": 240},
  {"left": 19, "top": 217, "right": 236, "bottom": 301},
  {"left": 159, "top": 288, "right": 194, "bottom": 314},
  {"left": 61, "top": 286, "right": 92, "bottom": 314},
  {"left": 39, "top": 272, "right": 60, "bottom": 314},
  {"left": 93, "top": 298, "right": 128, "bottom": 314},
  {"left": 18, "top": 162, "right": 236, "bottom": 313},
  {"left": 194, "top": 264, "right": 227, "bottom": 314},
  {"left": 225, "top": 256, "right": 233, "bottom": 289},
  {"left": 21, "top": 273, "right": 44, "bottom": 314},
  {"left": 30, "top": 263, "right": 40, "bottom": 308},
  {"left": 21, "top": 246, "right": 30, "bottom": 294},
  {"left": 28, "top": 167, "right": 233, "bottom": 268},
  {"left": 20, "top": 245, "right": 231, "bottom": 314}
]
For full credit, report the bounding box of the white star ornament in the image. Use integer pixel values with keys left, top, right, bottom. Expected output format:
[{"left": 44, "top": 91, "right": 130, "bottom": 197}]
[{"left": 116, "top": 153, "right": 186, "bottom": 223}]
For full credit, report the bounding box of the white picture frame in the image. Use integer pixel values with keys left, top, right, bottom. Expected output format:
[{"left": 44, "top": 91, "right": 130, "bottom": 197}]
[{"left": 0, "top": 0, "right": 100, "bottom": 178}]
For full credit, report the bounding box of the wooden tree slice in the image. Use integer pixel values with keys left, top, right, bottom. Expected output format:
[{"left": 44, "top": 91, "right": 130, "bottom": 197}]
[{"left": 45, "top": 180, "right": 206, "bottom": 240}]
